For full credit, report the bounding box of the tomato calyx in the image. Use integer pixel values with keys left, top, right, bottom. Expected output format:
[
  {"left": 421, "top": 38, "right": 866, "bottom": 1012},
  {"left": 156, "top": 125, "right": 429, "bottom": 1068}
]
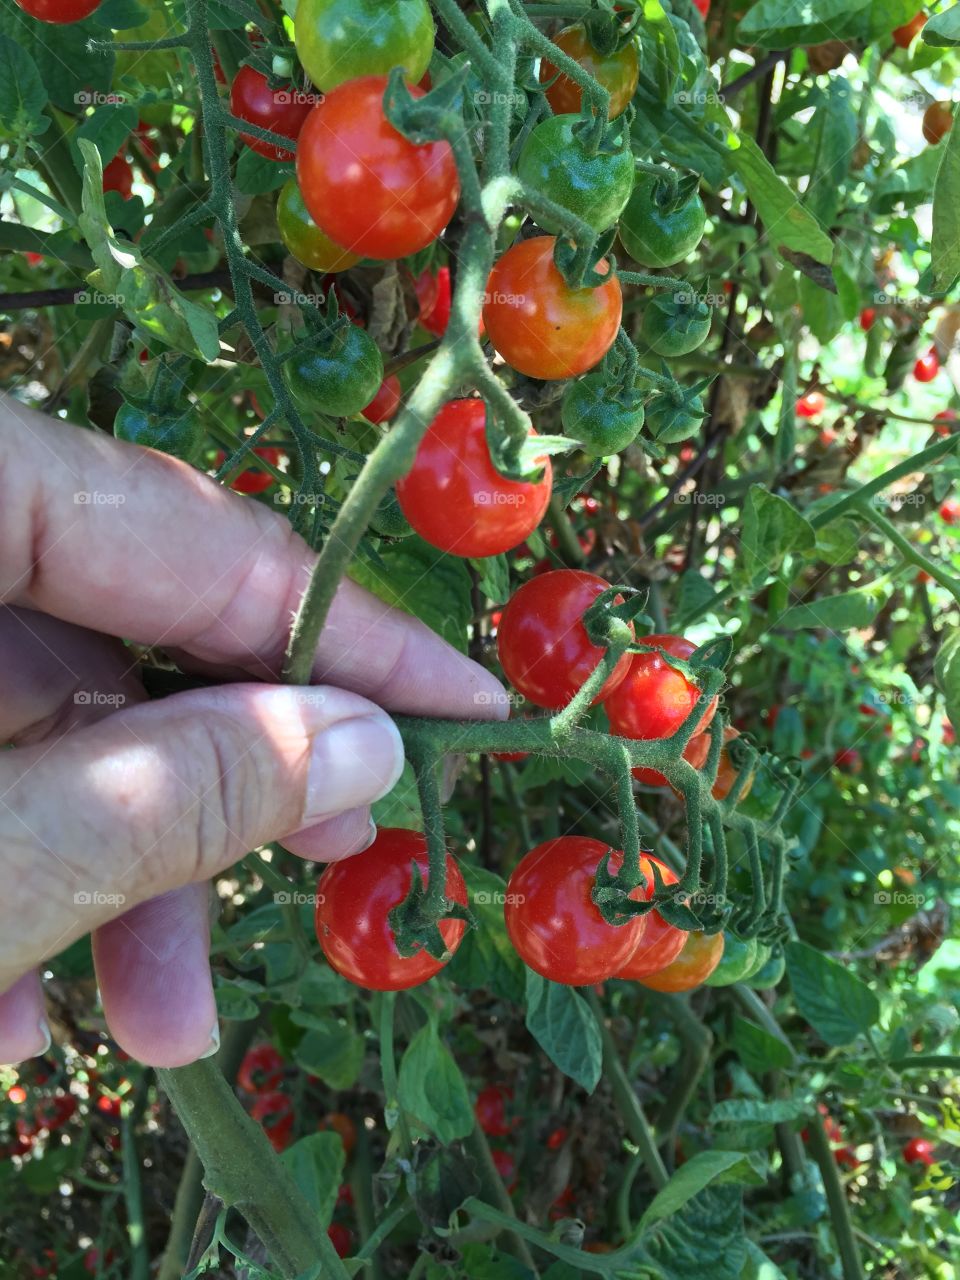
[
  {"left": 381, "top": 63, "right": 468, "bottom": 146},
  {"left": 582, "top": 9, "right": 640, "bottom": 55},
  {"left": 386, "top": 861, "right": 474, "bottom": 962},
  {"left": 591, "top": 847, "right": 658, "bottom": 926},
  {"left": 580, "top": 583, "right": 651, "bottom": 652},
  {"left": 553, "top": 226, "right": 619, "bottom": 290},
  {"left": 642, "top": 377, "right": 711, "bottom": 448}
]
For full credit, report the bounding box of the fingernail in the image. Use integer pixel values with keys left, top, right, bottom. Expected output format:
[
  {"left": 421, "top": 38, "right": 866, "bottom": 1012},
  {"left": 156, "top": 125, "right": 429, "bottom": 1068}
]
[
  {"left": 34, "top": 1017, "right": 51, "bottom": 1058},
  {"left": 199, "top": 1022, "right": 220, "bottom": 1060},
  {"left": 353, "top": 818, "right": 377, "bottom": 855},
  {"left": 305, "top": 714, "right": 404, "bottom": 824}
]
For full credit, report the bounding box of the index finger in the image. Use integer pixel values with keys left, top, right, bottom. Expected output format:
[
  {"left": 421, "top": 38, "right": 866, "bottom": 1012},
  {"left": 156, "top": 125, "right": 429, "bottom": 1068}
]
[{"left": 0, "top": 397, "right": 507, "bottom": 719}]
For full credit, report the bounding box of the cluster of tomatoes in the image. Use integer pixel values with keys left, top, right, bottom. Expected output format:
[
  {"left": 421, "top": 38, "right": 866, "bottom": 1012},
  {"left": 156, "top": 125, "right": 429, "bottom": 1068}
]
[{"left": 313, "top": 566, "right": 775, "bottom": 994}]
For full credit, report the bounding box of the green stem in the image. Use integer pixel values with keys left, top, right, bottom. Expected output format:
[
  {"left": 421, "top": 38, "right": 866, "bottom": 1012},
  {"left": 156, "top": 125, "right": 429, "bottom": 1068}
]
[
  {"left": 810, "top": 434, "right": 958, "bottom": 528},
  {"left": 805, "top": 1110, "right": 866, "bottom": 1280},
  {"left": 464, "top": 1124, "right": 540, "bottom": 1272},
  {"left": 856, "top": 498, "right": 960, "bottom": 605}
]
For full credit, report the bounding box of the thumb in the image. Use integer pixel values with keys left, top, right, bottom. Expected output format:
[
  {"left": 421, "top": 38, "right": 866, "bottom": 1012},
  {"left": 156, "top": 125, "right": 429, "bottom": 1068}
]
[{"left": 0, "top": 684, "right": 404, "bottom": 987}]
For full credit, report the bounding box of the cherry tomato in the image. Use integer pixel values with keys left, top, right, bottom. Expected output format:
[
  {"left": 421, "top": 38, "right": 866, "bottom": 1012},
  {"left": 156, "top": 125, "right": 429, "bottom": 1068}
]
[
  {"left": 605, "top": 635, "right": 719, "bottom": 750},
  {"left": 297, "top": 77, "right": 460, "bottom": 260},
  {"left": 496, "top": 570, "right": 632, "bottom": 710},
  {"left": 859, "top": 307, "right": 876, "bottom": 330},
  {"left": 943, "top": 717, "right": 956, "bottom": 746},
  {"left": 504, "top": 836, "right": 648, "bottom": 986},
  {"left": 693, "top": 0, "right": 710, "bottom": 14},
  {"left": 641, "top": 293, "right": 712, "bottom": 357},
  {"left": 415, "top": 266, "right": 452, "bottom": 336},
  {"left": 619, "top": 172, "right": 706, "bottom": 268},
  {"left": 362, "top": 374, "right": 402, "bottom": 424},
  {"left": 250, "top": 1091, "right": 294, "bottom": 1151},
  {"left": 8, "top": 1085, "right": 27, "bottom": 1105},
  {"left": 713, "top": 727, "right": 754, "bottom": 802},
  {"left": 95, "top": 1094, "right": 122, "bottom": 1119},
  {"left": 560, "top": 373, "right": 644, "bottom": 455},
  {"left": 748, "top": 948, "right": 785, "bottom": 990},
  {"left": 475, "top": 1085, "right": 512, "bottom": 1137},
  {"left": 216, "top": 446, "right": 282, "bottom": 495},
  {"left": 646, "top": 390, "right": 704, "bottom": 445},
  {"left": 13, "top": 0, "right": 101, "bottom": 20},
  {"left": 546, "top": 1126, "right": 568, "bottom": 1150},
  {"left": 796, "top": 391, "right": 826, "bottom": 419},
  {"left": 114, "top": 403, "right": 203, "bottom": 462},
  {"left": 295, "top": 0, "right": 434, "bottom": 92},
  {"left": 636, "top": 929, "right": 724, "bottom": 992},
  {"left": 892, "top": 12, "right": 926, "bottom": 48},
  {"left": 517, "top": 114, "right": 635, "bottom": 234},
  {"left": 833, "top": 747, "right": 862, "bottom": 773},
  {"left": 613, "top": 855, "right": 687, "bottom": 979},
  {"left": 491, "top": 1147, "right": 517, "bottom": 1188},
  {"left": 102, "top": 154, "right": 133, "bottom": 198},
  {"left": 834, "top": 1145, "right": 861, "bottom": 1170},
  {"left": 230, "top": 66, "right": 313, "bottom": 162},
  {"left": 276, "top": 179, "right": 360, "bottom": 272},
  {"left": 483, "top": 236, "right": 622, "bottom": 380},
  {"left": 934, "top": 409, "right": 957, "bottom": 436},
  {"left": 395, "top": 399, "right": 552, "bottom": 557},
  {"left": 285, "top": 326, "right": 384, "bottom": 418},
  {"left": 922, "top": 100, "right": 953, "bottom": 145},
  {"left": 315, "top": 827, "right": 467, "bottom": 990},
  {"left": 940, "top": 497, "right": 960, "bottom": 524},
  {"left": 914, "top": 347, "right": 940, "bottom": 382},
  {"left": 539, "top": 24, "right": 639, "bottom": 119},
  {"left": 34, "top": 1093, "right": 77, "bottom": 1131},
  {"left": 237, "top": 1043, "right": 285, "bottom": 1093},
  {"left": 703, "top": 932, "right": 759, "bottom": 986},
  {"left": 903, "top": 1136, "right": 935, "bottom": 1166},
  {"left": 318, "top": 1111, "right": 357, "bottom": 1156}
]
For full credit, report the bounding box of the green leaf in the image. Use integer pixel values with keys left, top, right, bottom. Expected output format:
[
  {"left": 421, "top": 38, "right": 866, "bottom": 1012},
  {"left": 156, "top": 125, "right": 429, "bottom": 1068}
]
[
  {"left": 737, "top": 485, "right": 816, "bottom": 590},
  {"left": 813, "top": 518, "right": 860, "bottom": 566},
  {"left": 776, "top": 591, "right": 879, "bottom": 631},
  {"left": 731, "top": 1016, "right": 794, "bottom": 1073},
  {"left": 524, "top": 971, "right": 602, "bottom": 1093},
  {"left": 75, "top": 103, "right": 138, "bottom": 166},
  {"left": 709, "top": 1098, "right": 807, "bottom": 1125},
  {"left": 931, "top": 113, "right": 960, "bottom": 294},
  {"left": 639, "top": 1186, "right": 747, "bottom": 1279},
  {"left": 213, "top": 977, "right": 262, "bottom": 1020},
  {"left": 293, "top": 1019, "right": 365, "bottom": 1089},
  {"left": 472, "top": 553, "right": 511, "bottom": 605},
  {"left": 640, "top": 1152, "right": 753, "bottom": 1231},
  {"left": 0, "top": 34, "right": 47, "bottom": 141},
  {"left": 458, "top": 1245, "right": 536, "bottom": 1279},
  {"left": 738, "top": 0, "right": 917, "bottom": 48},
  {"left": 923, "top": 5, "right": 960, "bottom": 46},
  {"left": 235, "top": 147, "right": 292, "bottom": 195},
  {"left": 730, "top": 136, "right": 833, "bottom": 268},
  {"left": 785, "top": 941, "right": 880, "bottom": 1045},
  {"left": 804, "top": 80, "right": 857, "bottom": 230},
  {"left": 397, "top": 1023, "right": 474, "bottom": 1145},
  {"left": 741, "top": 1240, "right": 789, "bottom": 1280},
  {"left": 281, "top": 1132, "right": 345, "bottom": 1230},
  {"left": 349, "top": 536, "right": 473, "bottom": 653},
  {"left": 446, "top": 864, "right": 525, "bottom": 1002},
  {"left": 0, "top": 7, "right": 114, "bottom": 114},
  {"left": 935, "top": 629, "right": 960, "bottom": 738}
]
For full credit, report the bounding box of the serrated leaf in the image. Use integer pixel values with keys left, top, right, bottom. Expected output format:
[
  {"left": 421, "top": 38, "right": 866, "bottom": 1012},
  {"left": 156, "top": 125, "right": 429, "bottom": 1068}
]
[
  {"left": 813, "top": 517, "right": 860, "bottom": 566},
  {"left": 640, "top": 1152, "right": 753, "bottom": 1231},
  {"left": 524, "top": 971, "right": 602, "bottom": 1093},
  {"left": 0, "top": 34, "right": 47, "bottom": 140},
  {"left": 737, "top": 0, "right": 917, "bottom": 48},
  {"left": 446, "top": 865, "right": 525, "bottom": 1002},
  {"left": 349, "top": 536, "right": 473, "bottom": 653},
  {"left": 281, "top": 1133, "right": 345, "bottom": 1229},
  {"left": 293, "top": 1019, "right": 365, "bottom": 1089},
  {"left": 710, "top": 1098, "right": 807, "bottom": 1125},
  {"left": 785, "top": 941, "right": 880, "bottom": 1045},
  {"left": 731, "top": 1016, "right": 794, "bottom": 1073},
  {"left": 738, "top": 486, "right": 816, "bottom": 590},
  {"left": 776, "top": 591, "right": 879, "bottom": 632},
  {"left": 639, "top": 1186, "right": 747, "bottom": 1279},
  {"left": 472, "top": 553, "right": 511, "bottom": 605},
  {"left": 730, "top": 136, "right": 833, "bottom": 270},
  {"left": 931, "top": 112, "right": 960, "bottom": 294},
  {"left": 0, "top": 6, "right": 113, "bottom": 113},
  {"left": 397, "top": 1023, "right": 474, "bottom": 1145}
]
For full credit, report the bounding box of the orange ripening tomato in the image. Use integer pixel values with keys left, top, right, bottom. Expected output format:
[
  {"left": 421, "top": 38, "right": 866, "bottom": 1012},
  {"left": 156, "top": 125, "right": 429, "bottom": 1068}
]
[
  {"left": 923, "top": 101, "right": 953, "bottom": 145},
  {"left": 613, "top": 855, "right": 688, "bottom": 979},
  {"left": 636, "top": 929, "right": 724, "bottom": 992},
  {"left": 539, "top": 24, "right": 638, "bottom": 119},
  {"left": 713, "top": 727, "right": 754, "bottom": 802}
]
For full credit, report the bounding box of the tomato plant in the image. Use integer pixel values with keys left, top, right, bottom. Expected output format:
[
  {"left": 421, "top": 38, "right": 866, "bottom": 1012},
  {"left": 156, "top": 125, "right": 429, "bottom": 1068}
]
[
  {"left": 230, "top": 66, "right": 312, "bottom": 162},
  {"left": 113, "top": 404, "right": 203, "bottom": 462},
  {"left": 539, "top": 23, "right": 639, "bottom": 120},
  {"left": 516, "top": 114, "right": 636, "bottom": 234},
  {"left": 237, "top": 1044, "right": 284, "bottom": 1094},
  {"left": 395, "top": 399, "right": 552, "bottom": 556},
  {"left": 613, "top": 856, "right": 688, "bottom": 979},
  {"left": 636, "top": 930, "right": 725, "bottom": 993},
  {"left": 483, "top": 236, "right": 622, "bottom": 379},
  {"left": 294, "top": 0, "right": 434, "bottom": 92},
  {"left": 604, "top": 635, "right": 718, "bottom": 743},
  {"left": 619, "top": 171, "right": 706, "bottom": 267},
  {"left": 276, "top": 180, "right": 360, "bottom": 273},
  {"left": 284, "top": 325, "right": 384, "bottom": 418},
  {"left": 361, "top": 374, "right": 401, "bottom": 424}
]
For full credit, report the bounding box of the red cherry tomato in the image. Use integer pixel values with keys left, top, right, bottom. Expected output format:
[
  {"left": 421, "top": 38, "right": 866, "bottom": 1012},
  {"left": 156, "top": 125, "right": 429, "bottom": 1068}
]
[
  {"left": 416, "top": 266, "right": 452, "bottom": 337},
  {"left": 934, "top": 409, "right": 957, "bottom": 436},
  {"left": 605, "top": 635, "right": 719, "bottom": 749},
  {"left": 13, "top": 0, "right": 101, "bottom": 21},
  {"left": 546, "top": 1126, "right": 568, "bottom": 1150},
  {"left": 230, "top": 66, "right": 313, "bottom": 162},
  {"left": 940, "top": 497, "right": 960, "bottom": 524},
  {"left": 315, "top": 827, "right": 468, "bottom": 990},
  {"left": 693, "top": 0, "right": 710, "bottom": 14},
  {"left": 250, "top": 1090, "right": 294, "bottom": 1151},
  {"left": 237, "top": 1043, "right": 285, "bottom": 1093},
  {"left": 95, "top": 1094, "right": 122, "bottom": 1119},
  {"left": 362, "top": 374, "right": 402, "bottom": 424},
  {"left": 482, "top": 237, "right": 622, "bottom": 380},
  {"left": 903, "top": 1136, "right": 935, "bottom": 1166},
  {"left": 635, "top": 929, "right": 724, "bottom": 992},
  {"left": 33, "top": 1093, "right": 77, "bottom": 1131},
  {"left": 613, "top": 855, "right": 688, "bottom": 980},
  {"left": 504, "top": 836, "right": 648, "bottom": 986},
  {"left": 539, "top": 24, "right": 639, "bottom": 120},
  {"left": 102, "top": 154, "right": 133, "bottom": 198},
  {"left": 859, "top": 307, "right": 876, "bottom": 330},
  {"left": 395, "top": 399, "right": 552, "bottom": 558},
  {"left": 796, "top": 391, "right": 826, "bottom": 419},
  {"left": 216, "top": 446, "right": 282, "bottom": 495},
  {"left": 7, "top": 1085, "right": 27, "bottom": 1105},
  {"left": 475, "top": 1085, "right": 512, "bottom": 1137},
  {"left": 892, "top": 12, "right": 926, "bottom": 48},
  {"left": 491, "top": 1147, "right": 517, "bottom": 1189},
  {"left": 319, "top": 1111, "right": 357, "bottom": 1155},
  {"left": 914, "top": 347, "right": 940, "bottom": 382},
  {"left": 834, "top": 1145, "right": 861, "bottom": 1170},
  {"left": 297, "top": 76, "right": 460, "bottom": 260},
  {"left": 833, "top": 747, "right": 862, "bottom": 773},
  {"left": 943, "top": 717, "right": 956, "bottom": 746},
  {"left": 327, "top": 1223, "right": 352, "bottom": 1258},
  {"left": 496, "top": 570, "right": 632, "bottom": 710}
]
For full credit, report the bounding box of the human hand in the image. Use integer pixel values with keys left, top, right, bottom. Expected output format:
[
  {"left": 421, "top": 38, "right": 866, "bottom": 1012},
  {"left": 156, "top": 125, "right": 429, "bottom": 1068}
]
[{"left": 0, "top": 400, "right": 506, "bottom": 1065}]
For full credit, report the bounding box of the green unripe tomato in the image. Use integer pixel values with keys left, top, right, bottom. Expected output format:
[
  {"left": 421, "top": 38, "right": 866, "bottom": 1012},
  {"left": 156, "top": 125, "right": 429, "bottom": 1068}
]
[
  {"left": 747, "top": 948, "right": 785, "bottom": 989},
  {"left": 294, "top": 0, "right": 434, "bottom": 92},
  {"left": 114, "top": 403, "right": 203, "bottom": 463},
  {"left": 276, "top": 180, "right": 359, "bottom": 273},
  {"left": 561, "top": 373, "right": 644, "bottom": 455},
  {"left": 370, "top": 494, "right": 414, "bottom": 538},
  {"left": 517, "top": 115, "right": 635, "bottom": 235},
  {"left": 645, "top": 391, "right": 704, "bottom": 444},
  {"left": 641, "top": 293, "right": 712, "bottom": 357},
  {"left": 619, "top": 172, "right": 706, "bottom": 268},
  {"left": 703, "top": 933, "right": 759, "bottom": 986},
  {"left": 285, "top": 326, "right": 384, "bottom": 418}
]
